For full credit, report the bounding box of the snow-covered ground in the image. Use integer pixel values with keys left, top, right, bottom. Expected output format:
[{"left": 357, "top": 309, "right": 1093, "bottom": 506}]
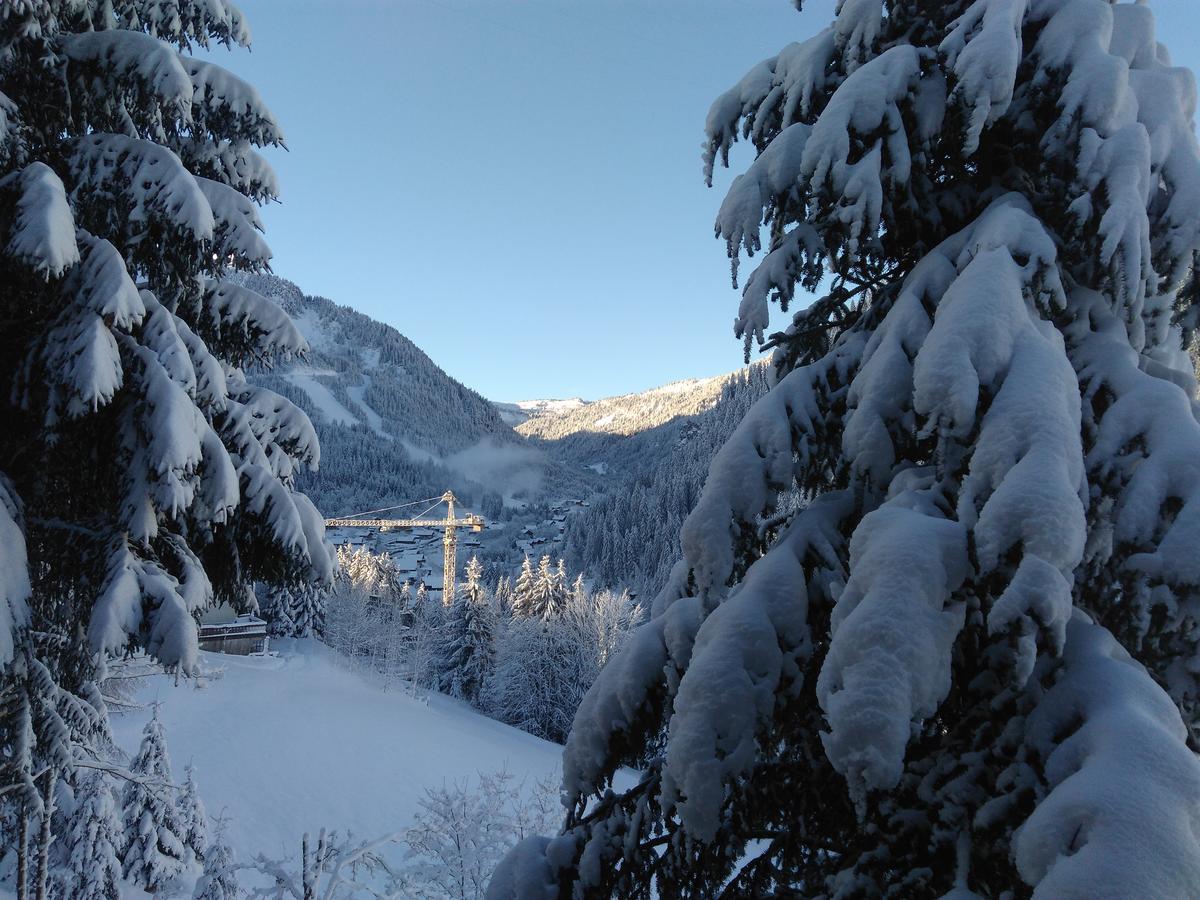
[
  {"left": 346, "top": 377, "right": 389, "bottom": 438},
  {"left": 108, "top": 640, "right": 566, "bottom": 893},
  {"left": 281, "top": 370, "right": 359, "bottom": 426}
]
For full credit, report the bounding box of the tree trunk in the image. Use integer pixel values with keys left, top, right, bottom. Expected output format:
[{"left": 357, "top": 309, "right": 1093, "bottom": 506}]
[
  {"left": 16, "top": 803, "right": 28, "bottom": 900},
  {"left": 34, "top": 770, "right": 55, "bottom": 900},
  {"left": 302, "top": 831, "right": 318, "bottom": 900}
]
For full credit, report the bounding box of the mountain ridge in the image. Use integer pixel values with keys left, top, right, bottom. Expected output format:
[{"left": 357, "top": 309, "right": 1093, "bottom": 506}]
[{"left": 501, "top": 369, "right": 749, "bottom": 441}]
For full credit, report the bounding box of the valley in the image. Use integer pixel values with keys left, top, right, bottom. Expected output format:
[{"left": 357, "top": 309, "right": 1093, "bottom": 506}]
[{"left": 240, "top": 273, "right": 767, "bottom": 600}]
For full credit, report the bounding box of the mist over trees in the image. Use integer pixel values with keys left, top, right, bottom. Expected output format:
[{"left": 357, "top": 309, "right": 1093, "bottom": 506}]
[{"left": 232, "top": 273, "right": 576, "bottom": 518}]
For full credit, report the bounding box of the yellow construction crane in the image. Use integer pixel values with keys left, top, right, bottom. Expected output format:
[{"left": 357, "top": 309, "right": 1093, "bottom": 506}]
[{"left": 324, "top": 491, "right": 485, "bottom": 603}]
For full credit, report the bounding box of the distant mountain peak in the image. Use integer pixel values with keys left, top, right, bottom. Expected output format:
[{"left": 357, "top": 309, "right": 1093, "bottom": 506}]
[
  {"left": 505, "top": 369, "right": 751, "bottom": 440},
  {"left": 493, "top": 397, "right": 588, "bottom": 427}
]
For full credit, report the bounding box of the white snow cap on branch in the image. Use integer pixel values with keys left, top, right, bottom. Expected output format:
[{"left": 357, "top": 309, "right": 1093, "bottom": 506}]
[
  {"left": 89, "top": 539, "right": 203, "bottom": 673},
  {"left": 60, "top": 29, "right": 194, "bottom": 115},
  {"left": 185, "top": 57, "right": 285, "bottom": 146},
  {"left": 940, "top": 0, "right": 1029, "bottom": 154},
  {"left": 817, "top": 489, "right": 969, "bottom": 806},
  {"left": 2, "top": 162, "right": 79, "bottom": 277},
  {"left": 0, "top": 476, "right": 30, "bottom": 667},
  {"left": 1015, "top": 615, "right": 1200, "bottom": 897},
  {"left": 70, "top": 134, "right": 215, "bottom": 240}
]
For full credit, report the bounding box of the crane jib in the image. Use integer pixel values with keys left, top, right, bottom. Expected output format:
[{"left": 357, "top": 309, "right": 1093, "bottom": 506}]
[{"left": 323, "top": 491, "right": 485, "bottom": 604}]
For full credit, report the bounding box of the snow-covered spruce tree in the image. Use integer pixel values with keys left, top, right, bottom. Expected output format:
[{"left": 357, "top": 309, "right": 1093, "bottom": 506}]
[
  {"left": 516, "top": 555, "right": 568, "bottom": 620},
  {"left": 179, "top": 763, "right": 209, "bottom": 863},
  {"left": 122, "top": 708, "right": 186, "bottom": 892},
  {"left": 192, "top": 815, "right": 239, "bottom": 900},
  {"left": 494, "top": 575, "right": 514, "bottom": 615},
  {"left": 486, "top": 580, "right": 638, "bottom": 745},
  {"left": 438, "top": 556, "right": 498, "bottom": 705},
  {"left": 487, "top": 617, "right": 575, "bottom": 743},
  {"left": 0, "top": 4, "right": 332, "bottom": 879},
  {"left": 511, "top": 557, "right": 538, "bottom": 618},
  {"left": 56, "top": 771, "right": 122, "bottom": 900},
  {"left": 261, "top": 582, "right": 299, "bottom": 639},
  {"left": 262, "top": 579, "right": 324, "bottom": 639},
  {"left": 289, "top": 581, "right": 325, "bottom": 639},
  {"left": 490, "top": 2, "right": 1200, "bottom": 898},
  {"left": 407, "top": 585, "right": 444, "bottom": 692},
  {"left": 0, "top": 0, "right": 333, "bottom": 783}
]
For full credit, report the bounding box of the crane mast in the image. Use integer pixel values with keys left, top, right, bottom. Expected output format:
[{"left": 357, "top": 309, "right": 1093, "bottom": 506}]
[
  {"left": 442, "top": 491, "right": 457, "bottom": 603},
  {"left": 324, "top": 490, "right": 485, "bottom": 604}
]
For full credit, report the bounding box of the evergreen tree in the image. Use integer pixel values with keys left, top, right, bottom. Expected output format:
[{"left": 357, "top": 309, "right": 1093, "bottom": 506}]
[
  {"left": 407, "top": 586, "right": 443, "bottom": 691},
  {"left": 179, "top": 764, "right": 208, "bottom": 863},
  {"left": 261, "top": 583, "right": 298, "bottom": 639},
  {"left": 121, "top": 708, "right": 186, "bottom": 892},
  {"left": 397, "top": 581, "right": 413, "bottom": 608},
  {"left": 56, "top": 772, "right": 122, "bottom": 900},
  {"left": 281, "top": 581, "right": 324, "bottom": 639},
  {"left": 531, "top": 555, "right": 558, "bottom": 619},
  {"left": 486, "top": 616, "right": 579, "bottom": 743},
  {"left": 494, "top": 575, "right": 514, "bottom": 616},
  {"left": 552, "top": 559, "right": 570, "bottom": 613},
  {"left": 192, "top": 815, "right": 239, "bottom": 900},
  {"left": 0, "top": 3, "right": 333, "bottom": 880},
  {"left": 510, "top": 557, "right": 537, "bottom": 617},
  {"left": 486, "top": 581, "right": 640, "bottom": 745},
  {"left": 492, "top": 2, "right": 1200, "bottom": 897},
  {"left": 0, "top": 0, "right": 333, "bottom": 677},
  {"left": 0, "top": 655, "right": 80, "bottom": 900},
  {"left": 516, "top": 555, "right": 566, "bottom": 620},
  {"left": 437, "top": 556, "right": 497, "bottom": 705}
]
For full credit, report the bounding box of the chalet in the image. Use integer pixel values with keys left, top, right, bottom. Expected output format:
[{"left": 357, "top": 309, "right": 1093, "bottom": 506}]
[{"left": 198, "top": 610, "right": 269, "bottom": 656}]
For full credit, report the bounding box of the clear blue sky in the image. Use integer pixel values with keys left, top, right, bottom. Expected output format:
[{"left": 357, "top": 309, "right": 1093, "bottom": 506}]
[{"left": 218, "top": 0, "right": 1200, "bottom": 402}]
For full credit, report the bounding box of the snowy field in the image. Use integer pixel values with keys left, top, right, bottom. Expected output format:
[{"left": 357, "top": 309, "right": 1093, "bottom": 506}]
[{"left": 108, "top": 640, "right": 567, "bottom": 894}]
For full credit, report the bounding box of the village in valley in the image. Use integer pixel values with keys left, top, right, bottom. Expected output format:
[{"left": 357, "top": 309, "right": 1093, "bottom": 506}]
[{"left": 327, "top": 497, "right": 588, "bottom": 600}]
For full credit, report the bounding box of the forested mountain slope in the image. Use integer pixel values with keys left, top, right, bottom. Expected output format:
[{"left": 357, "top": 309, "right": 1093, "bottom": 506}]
[
  {"left": 506, "top": 365, "right": 771, "bottom": 597},
  {"left": 513, "top": 373, "right": 734, "bottom": 440},
  {"left": 234, "top": 273, "right": 528, "bottom": 516}
]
